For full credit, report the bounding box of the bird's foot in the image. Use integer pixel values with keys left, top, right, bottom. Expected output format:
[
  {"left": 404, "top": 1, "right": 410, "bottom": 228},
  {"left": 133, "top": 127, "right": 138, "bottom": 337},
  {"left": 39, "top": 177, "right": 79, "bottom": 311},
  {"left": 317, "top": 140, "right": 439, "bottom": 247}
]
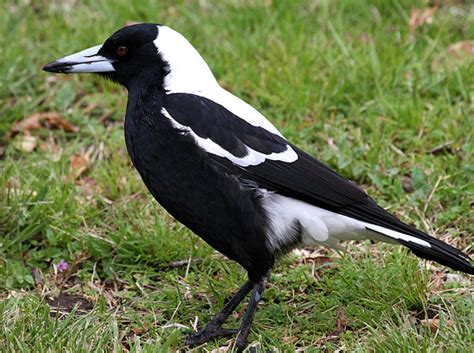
[{"left": 186, "top": 325, "right": 239, "bottom": 346}]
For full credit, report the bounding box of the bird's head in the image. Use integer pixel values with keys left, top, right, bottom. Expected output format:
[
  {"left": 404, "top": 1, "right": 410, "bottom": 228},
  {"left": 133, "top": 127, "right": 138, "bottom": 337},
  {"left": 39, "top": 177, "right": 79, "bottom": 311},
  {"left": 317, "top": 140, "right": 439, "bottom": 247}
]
[{"left": 43, "top": 23, "right": 217, "bottom": 92}]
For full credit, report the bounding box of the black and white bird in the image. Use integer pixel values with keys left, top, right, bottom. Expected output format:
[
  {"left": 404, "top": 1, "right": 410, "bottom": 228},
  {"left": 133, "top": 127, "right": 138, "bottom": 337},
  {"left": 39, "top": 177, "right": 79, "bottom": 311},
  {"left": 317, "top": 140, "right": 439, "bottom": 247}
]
[{"left": 44, "top": 24, "right": 473, "bottom": 351}]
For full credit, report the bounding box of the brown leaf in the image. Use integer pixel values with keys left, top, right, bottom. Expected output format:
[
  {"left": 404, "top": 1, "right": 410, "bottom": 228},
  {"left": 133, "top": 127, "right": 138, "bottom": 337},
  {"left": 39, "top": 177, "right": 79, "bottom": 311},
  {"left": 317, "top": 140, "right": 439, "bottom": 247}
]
[
  {"left": 330, "top": 307, "right": 348, "bottom": 336},
  {"left": 420, "top": 318, "right": 454, "bottom": 333},
  {"left": 409, "top": 7, "right": 437, "bottom": 32},
  {"left": 292, "top": 248, "right": 332, "bottom": 265},
  {"left": 47, "top": 293, "right": 93, "bottom": 313},
  {"left": 447, "top": 41, "right": 474, "bottom": 58},
  {"left": 430, "top": 271, "right": 445, "bottom": 292},
  {"left": 282, "top": 335, "right": 299, "bottom": 344},
  {"left": 431, "top": 40, "right": 474, "bottom": 72},
  {"left": 401, "top": 175, "right": 414, "bottom": 193},
  {"left": 76, "top": 177, "right": 101, "bottom": 196},
  {"left": 11, "top": 112, "right": 79, "bottom": 136},
  {"left": 70, "top": 153, "right": 89, "bottom": 179},
  {"left": 82, "top": 103, "right": 98, "bottom": 114},
  {"left": 31, "top": 268, "right": 43, "bottom": 291}
]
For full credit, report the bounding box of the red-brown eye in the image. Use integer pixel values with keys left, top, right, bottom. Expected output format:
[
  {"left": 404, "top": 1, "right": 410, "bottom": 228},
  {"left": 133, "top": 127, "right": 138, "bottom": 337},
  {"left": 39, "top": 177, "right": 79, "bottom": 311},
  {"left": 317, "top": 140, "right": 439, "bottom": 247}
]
[{"left": 116, "top": 46, "right": 128, "bottom": 57}]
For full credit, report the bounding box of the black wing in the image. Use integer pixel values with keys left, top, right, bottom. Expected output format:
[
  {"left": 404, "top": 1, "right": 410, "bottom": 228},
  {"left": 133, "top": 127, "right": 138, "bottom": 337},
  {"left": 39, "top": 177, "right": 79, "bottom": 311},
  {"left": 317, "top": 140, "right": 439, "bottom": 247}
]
[
  {"left": 163, "top": 92, "right": 473, "bottom": 274},
  {"left": 164, "top": 92, "right": 367, "bottom": 209}
]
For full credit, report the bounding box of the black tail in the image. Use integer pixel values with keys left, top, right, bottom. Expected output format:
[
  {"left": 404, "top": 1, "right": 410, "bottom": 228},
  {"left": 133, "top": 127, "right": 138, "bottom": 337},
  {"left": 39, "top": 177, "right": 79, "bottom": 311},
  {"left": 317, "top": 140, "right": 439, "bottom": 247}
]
[
  {"left": 367, "top": 226, "right": 473, "bottom": 275},
  {"left": 398, "top": 236, "right": 473, "bottom": 275}
]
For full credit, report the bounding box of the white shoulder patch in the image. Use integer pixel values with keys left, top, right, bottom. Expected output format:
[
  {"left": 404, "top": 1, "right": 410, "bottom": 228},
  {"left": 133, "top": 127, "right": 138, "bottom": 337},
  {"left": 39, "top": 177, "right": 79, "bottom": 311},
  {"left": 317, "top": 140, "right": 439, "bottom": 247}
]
[
  {"left": 161, "top": 108, "right": 297, "bottom": 167},
  {"left": 154, "top": 26, "right": 284, "bottom": 137}
]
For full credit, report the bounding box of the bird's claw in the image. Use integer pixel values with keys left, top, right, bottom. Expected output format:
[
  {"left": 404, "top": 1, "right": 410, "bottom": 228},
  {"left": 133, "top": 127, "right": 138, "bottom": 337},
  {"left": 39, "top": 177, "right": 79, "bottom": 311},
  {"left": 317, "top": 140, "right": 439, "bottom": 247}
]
[{"left": 186, "top": 326, "right": 239, "bottom": 346}]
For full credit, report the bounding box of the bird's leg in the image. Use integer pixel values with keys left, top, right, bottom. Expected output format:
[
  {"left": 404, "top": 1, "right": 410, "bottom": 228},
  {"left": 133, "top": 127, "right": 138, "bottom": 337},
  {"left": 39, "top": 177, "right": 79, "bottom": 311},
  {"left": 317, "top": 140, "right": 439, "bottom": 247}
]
[
  {"left": 186, "top": 280, "right": 253, "bottom": 346},
  {"left": 234, "top": 273, "right": 269, "bottom": 352}
]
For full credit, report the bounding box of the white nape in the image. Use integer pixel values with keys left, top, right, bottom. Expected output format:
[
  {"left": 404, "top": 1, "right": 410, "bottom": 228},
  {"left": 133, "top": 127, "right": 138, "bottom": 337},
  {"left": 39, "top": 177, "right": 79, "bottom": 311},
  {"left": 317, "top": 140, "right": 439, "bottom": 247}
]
[
  {"left": 154, "top": 26, "right": 284, "bottom": 137},
  {"left": 261, "top": 192, "right": 431, "bottom": 252},
  {"left": 162, "top": 108, "right": 297, "bottom": 167}
]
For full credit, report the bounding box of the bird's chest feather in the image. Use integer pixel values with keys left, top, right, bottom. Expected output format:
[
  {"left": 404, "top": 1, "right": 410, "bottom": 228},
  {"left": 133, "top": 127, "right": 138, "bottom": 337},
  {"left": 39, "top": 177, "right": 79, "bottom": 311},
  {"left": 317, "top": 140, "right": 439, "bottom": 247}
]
[{"left": 124, "top": 101, "right": 216, "bottom": 219}]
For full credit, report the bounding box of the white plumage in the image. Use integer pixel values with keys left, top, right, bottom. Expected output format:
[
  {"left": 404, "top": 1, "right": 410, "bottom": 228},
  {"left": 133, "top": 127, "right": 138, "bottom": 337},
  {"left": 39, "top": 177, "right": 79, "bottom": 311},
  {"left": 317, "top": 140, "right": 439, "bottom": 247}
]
[
  {"left": 154, "top": 26, "right": 285, "bottom": 137},
  {"left": 261, "top": 192, "right": 431, "bottom": 252}
]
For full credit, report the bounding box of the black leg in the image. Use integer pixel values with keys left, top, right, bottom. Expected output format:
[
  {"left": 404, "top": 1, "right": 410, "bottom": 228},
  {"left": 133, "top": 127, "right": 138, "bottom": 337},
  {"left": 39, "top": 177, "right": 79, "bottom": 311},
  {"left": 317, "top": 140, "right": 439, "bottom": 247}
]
[
  {"left": 186, "top": 280, "right": 253, "bottom": 346},
  {"left": 234, "top": 273, "right": 269, "bottom": 352}
]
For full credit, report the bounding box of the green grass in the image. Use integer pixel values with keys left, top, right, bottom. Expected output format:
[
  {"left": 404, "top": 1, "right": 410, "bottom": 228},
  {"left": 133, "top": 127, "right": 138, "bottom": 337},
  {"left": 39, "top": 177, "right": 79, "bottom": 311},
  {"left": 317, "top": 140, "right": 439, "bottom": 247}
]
[{"left": 1, "top": 0, "right": 473, "bottom": 351}]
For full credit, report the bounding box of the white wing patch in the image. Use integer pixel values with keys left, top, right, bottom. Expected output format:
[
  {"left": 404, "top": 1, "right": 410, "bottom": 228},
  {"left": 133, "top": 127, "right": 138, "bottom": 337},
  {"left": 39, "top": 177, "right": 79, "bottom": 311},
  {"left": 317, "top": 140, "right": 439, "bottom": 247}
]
[
  {"left": 154, "top": 26, "right": 284, "bottom": 137},
  {"left": 364, "top": 224, "right": 431, "bottom": 247},
  {"left": 162, "top": 108, "right": 297, "bottom": 167}
]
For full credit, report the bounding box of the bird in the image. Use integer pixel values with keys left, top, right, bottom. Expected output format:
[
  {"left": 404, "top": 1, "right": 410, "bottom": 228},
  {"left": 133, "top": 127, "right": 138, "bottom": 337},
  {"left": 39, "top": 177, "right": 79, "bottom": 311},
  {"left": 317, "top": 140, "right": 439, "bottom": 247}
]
[{"left": 43, "top": 23, "right": 473, "bottom": 351}]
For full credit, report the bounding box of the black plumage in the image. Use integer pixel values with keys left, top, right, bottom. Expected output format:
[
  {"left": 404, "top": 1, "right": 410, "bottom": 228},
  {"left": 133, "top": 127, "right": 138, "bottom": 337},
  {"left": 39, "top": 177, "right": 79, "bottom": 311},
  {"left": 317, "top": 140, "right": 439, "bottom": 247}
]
[
  {"left": 125, "top": 87, "right": 275, "bottom": 281},
  {"left": 43, "top": 23, "right": 473, "bottom": 351}
]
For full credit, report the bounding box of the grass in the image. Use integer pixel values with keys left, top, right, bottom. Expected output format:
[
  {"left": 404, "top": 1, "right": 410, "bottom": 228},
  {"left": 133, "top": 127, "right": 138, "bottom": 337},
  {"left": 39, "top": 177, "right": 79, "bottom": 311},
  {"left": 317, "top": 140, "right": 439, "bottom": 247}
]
[{"left": 0, "top": 0, "right": 473, "bottom": 351}]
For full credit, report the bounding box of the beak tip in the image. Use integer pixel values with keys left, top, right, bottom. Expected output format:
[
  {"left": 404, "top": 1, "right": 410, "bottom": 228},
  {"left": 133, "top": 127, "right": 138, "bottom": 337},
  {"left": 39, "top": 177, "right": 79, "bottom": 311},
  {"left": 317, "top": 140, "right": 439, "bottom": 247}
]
[
  {"left": 42, "top": 62, "right": 55, "bottom": 73},
  {"left": 43, "top": 61, "right": 63, "bottom": 73}
]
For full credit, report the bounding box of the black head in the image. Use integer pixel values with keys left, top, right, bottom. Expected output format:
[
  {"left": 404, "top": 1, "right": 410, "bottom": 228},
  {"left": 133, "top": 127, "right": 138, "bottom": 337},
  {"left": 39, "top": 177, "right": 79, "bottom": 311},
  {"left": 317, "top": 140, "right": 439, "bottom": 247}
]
[
  {"left": 43, "top": 23, "right": 168, "bottom": 89},
  {"left": 44, "top": 23, "right": 218, "bottom": 94}
]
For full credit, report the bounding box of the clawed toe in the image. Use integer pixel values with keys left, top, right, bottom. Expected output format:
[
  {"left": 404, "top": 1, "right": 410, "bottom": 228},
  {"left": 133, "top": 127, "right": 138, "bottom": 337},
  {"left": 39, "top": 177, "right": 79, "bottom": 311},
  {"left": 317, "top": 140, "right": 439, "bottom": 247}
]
[{"left": 186, "top": 326, "right": 239, "bottom": 346}]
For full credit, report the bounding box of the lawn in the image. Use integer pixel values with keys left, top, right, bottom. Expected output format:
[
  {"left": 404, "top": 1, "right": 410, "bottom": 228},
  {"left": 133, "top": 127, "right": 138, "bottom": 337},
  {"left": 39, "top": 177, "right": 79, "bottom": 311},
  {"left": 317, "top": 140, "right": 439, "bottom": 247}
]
[{"left": 0, "top": 0, "right": 473, "bottom": 351}]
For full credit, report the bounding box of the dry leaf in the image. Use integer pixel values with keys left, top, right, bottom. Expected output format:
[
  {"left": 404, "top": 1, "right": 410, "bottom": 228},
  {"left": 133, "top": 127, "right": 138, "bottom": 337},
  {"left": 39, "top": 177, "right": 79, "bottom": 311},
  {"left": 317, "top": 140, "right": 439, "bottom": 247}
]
[
  {"left": 420, "top": 318, "right": 454, "bottom": 333},
  {"left": 447, "top": 41, "right": 474, "bottom": 58},
  {"left": 12, "top": 135, "right": 37, "bottom": 152},
  {"left": 82, "top": 103, "right": 98, "bottom": 114},
  {"left": 210, "top": 346, "right": 230, "bottom": 353},
  {"left": 430, "top": 271, "right": 445, "bottom": 292},
  {"left": 431, "top": 41, "right": 474, "bottom": 72},
  {"left": 45, "top": 76, "right": 58, "bottom": 84},
  {"left": 47, "top": 293, "right": 93, "bottom": 313},
  {"left": 292, "top": 248, "right": 332, "bottom": 266},
  {"left": 76, "top": 177, "right": 101, "bottom": 196},
  {"left": 328, "top": 308, "right": 349, "bottom": 337},
  {"left": 409, "top": 7, "right": 437, "bottom": 32},
  {"left": 17, "top": 135, "right": 37, "bottom": 152},
  {"left": 445, "top": 273, "right": 470, "bottom": 286},
  {"left": 401, "top": 175, "right": 414, "bottom": 193},
  {"left": 31, "top": 268, "right": 43, "bottom": 291},
  {"left": 11, "top": 112, "right": 79, "bottom": 136},
  {"left": 70, "top": 153, "right": 89, "bottom": 179},
  {"left": 282, "top": 336, "right": 299, "bottom": 344}
]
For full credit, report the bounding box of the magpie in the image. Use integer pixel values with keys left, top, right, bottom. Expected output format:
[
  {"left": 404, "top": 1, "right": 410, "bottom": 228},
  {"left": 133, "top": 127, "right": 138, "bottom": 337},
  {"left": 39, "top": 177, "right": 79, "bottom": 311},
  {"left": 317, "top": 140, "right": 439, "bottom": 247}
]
[{"left": 43, "top": 24, "right": 473, "bottom": 351}]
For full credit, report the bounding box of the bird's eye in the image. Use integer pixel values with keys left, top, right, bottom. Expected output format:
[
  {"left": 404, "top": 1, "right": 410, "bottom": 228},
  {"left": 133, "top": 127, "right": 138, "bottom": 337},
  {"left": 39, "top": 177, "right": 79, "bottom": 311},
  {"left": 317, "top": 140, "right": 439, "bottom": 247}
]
[{"left": 116, "top": 46, "right": 128, "bottom": 57}]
